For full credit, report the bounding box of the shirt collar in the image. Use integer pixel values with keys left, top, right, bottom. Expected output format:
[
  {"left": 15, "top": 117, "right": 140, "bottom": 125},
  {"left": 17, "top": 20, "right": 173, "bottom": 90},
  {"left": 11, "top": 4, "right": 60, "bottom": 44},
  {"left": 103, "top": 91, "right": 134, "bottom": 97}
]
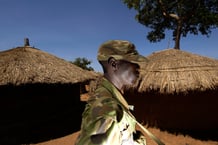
[{"left": 101, "top": 77, "right": 134, "bottom": 111}]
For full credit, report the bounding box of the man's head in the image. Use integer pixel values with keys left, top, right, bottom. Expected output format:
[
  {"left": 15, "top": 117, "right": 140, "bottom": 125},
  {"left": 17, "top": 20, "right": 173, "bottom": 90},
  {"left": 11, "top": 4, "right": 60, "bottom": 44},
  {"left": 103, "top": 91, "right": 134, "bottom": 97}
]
[{"left": 97, "top": 40, "right": 147, "bottom": 92}]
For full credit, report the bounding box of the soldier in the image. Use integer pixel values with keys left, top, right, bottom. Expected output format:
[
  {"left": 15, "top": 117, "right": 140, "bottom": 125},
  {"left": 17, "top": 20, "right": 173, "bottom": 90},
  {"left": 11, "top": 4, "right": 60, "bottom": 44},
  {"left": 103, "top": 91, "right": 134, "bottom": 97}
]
[{"left": 75, "top": 40, "right": 147, "bottom": 145}]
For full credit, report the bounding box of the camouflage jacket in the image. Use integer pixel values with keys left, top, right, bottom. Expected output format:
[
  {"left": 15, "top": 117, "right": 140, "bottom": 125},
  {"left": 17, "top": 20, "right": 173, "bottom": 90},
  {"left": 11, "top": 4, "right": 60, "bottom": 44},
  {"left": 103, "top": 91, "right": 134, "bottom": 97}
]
[{"left": 75, "top": 78, "right": 145, "bottom": 145}]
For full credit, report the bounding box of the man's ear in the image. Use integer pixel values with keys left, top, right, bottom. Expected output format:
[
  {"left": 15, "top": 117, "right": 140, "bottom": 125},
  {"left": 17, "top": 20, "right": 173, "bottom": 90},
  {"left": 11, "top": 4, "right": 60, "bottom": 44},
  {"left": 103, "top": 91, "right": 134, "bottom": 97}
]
[{"left": 108, "top": 57, "right": 118, "bottom": 70}]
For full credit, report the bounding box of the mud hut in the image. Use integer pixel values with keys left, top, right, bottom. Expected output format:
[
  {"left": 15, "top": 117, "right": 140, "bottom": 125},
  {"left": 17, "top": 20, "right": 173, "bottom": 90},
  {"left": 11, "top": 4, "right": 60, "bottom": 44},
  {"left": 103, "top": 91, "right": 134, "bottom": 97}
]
[
  {"left": 0, "top": 41, "right": 97, "bottom": 144},
  {"left": 125, "top": 49, "right": 218, "bottom": 140}
]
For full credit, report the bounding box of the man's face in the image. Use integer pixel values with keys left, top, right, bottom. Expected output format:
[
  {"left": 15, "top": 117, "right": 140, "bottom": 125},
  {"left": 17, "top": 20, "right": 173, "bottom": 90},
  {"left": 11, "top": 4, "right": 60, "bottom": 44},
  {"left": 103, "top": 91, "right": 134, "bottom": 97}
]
[{"left": 116, "top": 60, "right": 140, "bottom": 87}]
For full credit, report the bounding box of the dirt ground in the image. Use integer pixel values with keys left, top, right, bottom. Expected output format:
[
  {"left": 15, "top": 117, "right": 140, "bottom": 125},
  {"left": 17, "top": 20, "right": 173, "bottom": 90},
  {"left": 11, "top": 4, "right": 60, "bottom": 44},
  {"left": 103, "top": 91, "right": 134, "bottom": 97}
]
[{"left": 31, "top": 127, "right": 218, "bottom": 145}]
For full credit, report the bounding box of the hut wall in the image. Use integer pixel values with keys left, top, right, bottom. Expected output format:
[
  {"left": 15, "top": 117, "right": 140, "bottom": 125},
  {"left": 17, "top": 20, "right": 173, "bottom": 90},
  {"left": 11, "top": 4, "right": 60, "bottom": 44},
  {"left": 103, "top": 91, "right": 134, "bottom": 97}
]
[
  {"left": 0, "top": 83, "right": 85, "bottom": 144},
  {"left": 125, "top": 90, "right": 218, "bottom": 140}
]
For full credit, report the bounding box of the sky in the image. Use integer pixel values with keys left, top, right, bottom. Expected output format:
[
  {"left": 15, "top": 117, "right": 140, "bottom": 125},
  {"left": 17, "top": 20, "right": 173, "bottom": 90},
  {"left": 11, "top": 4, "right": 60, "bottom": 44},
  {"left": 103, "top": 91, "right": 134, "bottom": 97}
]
[{"left": 0, "top": 0, "right": 217, "bottom": 72}]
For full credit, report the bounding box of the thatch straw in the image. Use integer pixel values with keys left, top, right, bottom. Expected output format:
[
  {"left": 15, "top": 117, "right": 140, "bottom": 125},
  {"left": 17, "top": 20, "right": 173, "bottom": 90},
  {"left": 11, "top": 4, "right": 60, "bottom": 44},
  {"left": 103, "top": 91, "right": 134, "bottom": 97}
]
[
  {"left": 139, "top": 49, "right": 218, "bottom": 94},
  {"left": 0, "top": 46, "right": 98, "bottom": 85}
]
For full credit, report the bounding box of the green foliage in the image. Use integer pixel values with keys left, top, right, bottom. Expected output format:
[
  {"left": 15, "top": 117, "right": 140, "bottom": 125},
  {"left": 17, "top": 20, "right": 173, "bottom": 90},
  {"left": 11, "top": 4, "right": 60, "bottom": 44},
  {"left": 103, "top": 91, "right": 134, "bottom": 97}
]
[
  {"left": 71, "top": 57, "right": 94, "bottom": 71},
  {"left": 122, "top": 0, "right": 218, "bottom": 49}
]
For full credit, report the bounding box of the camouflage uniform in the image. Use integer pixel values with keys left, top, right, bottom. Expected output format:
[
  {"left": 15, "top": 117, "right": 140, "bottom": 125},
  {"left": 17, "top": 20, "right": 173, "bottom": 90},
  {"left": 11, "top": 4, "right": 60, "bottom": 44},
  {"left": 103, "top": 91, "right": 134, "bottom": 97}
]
[
  {"left": 75, "top": 78, "right": 146, "bottom": 145},
  {"left": 75, "top": 40, "right": 147, "bottom": 145}
]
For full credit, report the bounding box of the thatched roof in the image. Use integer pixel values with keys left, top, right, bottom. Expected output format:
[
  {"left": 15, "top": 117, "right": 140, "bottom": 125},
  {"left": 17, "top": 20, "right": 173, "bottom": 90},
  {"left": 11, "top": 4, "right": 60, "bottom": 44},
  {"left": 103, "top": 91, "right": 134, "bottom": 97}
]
[
  {"left": 0, "top": 46, "right": 98, "bottom": 85},
  {"left": 139, "top": 49, "right": 218, "bottom": 94}
]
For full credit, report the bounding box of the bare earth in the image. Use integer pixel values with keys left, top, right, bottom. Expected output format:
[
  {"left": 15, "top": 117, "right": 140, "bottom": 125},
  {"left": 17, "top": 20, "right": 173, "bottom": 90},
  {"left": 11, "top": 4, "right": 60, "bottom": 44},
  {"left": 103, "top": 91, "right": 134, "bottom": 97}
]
[{"left": 31, "top": 127, "right": 218, "bottom": 145}]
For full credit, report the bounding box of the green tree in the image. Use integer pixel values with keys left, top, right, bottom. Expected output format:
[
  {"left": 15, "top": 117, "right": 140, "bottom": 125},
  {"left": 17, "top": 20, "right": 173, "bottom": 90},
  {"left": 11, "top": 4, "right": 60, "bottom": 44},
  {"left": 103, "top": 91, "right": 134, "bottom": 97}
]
[
  {"left": 122, "top": 0, "right": 218, "bottom": 49},
  {"left": 71, "top": 57, "right": 94, "bottom": 71}
]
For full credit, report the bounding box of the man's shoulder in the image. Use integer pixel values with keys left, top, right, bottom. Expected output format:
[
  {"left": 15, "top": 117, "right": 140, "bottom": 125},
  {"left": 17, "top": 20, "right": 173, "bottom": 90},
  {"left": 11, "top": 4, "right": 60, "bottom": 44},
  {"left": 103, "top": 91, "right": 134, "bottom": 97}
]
[
  {"left": 88, "top": 86, "right": 113, "bottom": 104},
  {"left": 87, "top": 86, "right": 122, "bottom": 118},
  {"left": 87, "top": 82, "right": 123, "bottom": 109},
  {"left": 96, "top": 85, "right": 112, "bottom": 97}
]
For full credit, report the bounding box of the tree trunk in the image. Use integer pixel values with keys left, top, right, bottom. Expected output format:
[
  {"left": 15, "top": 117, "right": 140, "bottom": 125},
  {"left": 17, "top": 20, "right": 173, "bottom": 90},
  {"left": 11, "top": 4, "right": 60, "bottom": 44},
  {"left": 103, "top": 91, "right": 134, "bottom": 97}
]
[{"left": 174, "top": 20, "right": 182, "bottom": 50}]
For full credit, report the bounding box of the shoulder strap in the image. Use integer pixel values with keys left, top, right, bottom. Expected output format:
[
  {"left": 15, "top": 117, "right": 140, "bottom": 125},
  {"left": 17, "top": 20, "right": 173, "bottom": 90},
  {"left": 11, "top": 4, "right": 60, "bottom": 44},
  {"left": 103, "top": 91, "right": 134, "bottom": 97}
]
[
  {"left": 135, "top": 120, "right": 165, "bottom": 145},
  {"left": 125, "top": 109, "right": 165, "bottom": 145},
  {"left": 95, "top": 79, "right": 165, "bottom": 145}
]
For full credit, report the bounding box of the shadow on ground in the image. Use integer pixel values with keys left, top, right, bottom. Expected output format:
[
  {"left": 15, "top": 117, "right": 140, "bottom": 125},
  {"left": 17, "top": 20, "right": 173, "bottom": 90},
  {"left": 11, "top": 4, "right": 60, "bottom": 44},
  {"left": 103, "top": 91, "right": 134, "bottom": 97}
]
[{"left": 0, "top": 83, "right": 86, "bottom": 145}]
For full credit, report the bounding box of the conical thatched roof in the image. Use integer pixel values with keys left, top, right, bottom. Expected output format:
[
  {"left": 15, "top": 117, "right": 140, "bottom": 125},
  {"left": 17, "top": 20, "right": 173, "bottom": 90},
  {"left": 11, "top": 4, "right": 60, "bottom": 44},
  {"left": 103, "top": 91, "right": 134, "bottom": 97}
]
[
  {"left": 0, "top": 46, "right": 98, "bottom": 85},
  {"left": 139, "top": 49, "right": 218, "bottom": 94}
]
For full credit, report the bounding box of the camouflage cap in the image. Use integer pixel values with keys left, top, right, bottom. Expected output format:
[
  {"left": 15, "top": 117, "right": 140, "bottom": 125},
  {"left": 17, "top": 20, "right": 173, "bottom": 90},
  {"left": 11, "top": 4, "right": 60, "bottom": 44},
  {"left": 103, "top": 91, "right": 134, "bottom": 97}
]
[{"left": 97, "top": 40, "right": 147, "bottom": 63}]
